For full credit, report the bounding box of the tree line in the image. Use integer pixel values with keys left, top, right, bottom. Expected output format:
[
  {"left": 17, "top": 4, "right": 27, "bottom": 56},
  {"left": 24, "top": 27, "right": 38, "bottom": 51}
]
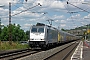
[{"left": 0, "top": 23, "right": 29, "bottom": 41}]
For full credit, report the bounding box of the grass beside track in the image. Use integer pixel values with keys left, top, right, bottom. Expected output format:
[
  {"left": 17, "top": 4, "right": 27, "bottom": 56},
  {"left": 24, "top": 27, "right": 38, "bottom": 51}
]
[{"left": 0, "top": 41, "right": 29, "bottom": 51}]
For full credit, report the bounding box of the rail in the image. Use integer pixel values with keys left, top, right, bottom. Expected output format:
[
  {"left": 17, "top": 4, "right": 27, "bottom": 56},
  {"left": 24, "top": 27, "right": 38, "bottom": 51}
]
[
  {"left": 0, "top": 48, "right": 41, "bottom": 60},
  {"left": 44, "top": 41, "right": 79, "bottom": 60},
  {"left": 61, "top": 43, "right": 78, "bottom": 60},
  {"left": 70, "top": 41, "right": 83, "bottom": 60}
]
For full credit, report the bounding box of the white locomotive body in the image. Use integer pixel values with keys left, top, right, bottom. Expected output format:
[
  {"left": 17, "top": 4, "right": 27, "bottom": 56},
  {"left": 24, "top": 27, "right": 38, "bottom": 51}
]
[
  {"left": 29, "top": 24, "right": 80, "bottom": 49},
  {"left": 29, "top": 25, "right": 58, "bottom": 48}
]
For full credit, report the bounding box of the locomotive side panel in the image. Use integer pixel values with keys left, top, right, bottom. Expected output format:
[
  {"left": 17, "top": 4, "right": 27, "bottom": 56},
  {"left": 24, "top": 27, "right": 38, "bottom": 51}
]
[
  {"left": 47, "top": 29, "right": 58, "bottom": 43},
  {"left": 29, "top": 24, "right": 80, "bottom": 49}
]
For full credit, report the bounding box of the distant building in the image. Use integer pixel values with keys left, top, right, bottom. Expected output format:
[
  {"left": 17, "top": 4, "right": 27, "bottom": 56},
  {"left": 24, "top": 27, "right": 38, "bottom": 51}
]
[{"left": 67, "top": 29, "right": 87, "bottom": 36}]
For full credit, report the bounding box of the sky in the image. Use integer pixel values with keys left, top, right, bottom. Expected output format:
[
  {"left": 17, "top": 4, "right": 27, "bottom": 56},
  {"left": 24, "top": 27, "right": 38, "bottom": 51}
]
[{"left": 0, "top": 0, "right": 90, "bottom": 31}]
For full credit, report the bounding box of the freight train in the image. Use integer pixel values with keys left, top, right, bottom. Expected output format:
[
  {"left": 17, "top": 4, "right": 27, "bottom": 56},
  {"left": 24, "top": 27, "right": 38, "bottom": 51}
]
[{"left": 29, "top": 23, "right": 80, "bottom": 49}]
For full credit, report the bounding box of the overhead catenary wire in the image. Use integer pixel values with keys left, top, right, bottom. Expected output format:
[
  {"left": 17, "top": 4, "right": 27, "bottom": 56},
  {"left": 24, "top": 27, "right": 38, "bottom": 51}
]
[
  {"left": 0, "top": 3, "right": 42, "bottom": 18},
  {"left": 67, "top": 1, "right": 90, "bottom": 13},
  {"left": 64, "top": 0, "right": 83, "bottom": 14},
  {"left": 66, "top": 1, "right": 90, "bottom": 28},
  {"left": 64, "top": 0, "right": 77, "bottom": 29},
  {"left": 11, "top": 3, "right": 42, "bottom": 17}
]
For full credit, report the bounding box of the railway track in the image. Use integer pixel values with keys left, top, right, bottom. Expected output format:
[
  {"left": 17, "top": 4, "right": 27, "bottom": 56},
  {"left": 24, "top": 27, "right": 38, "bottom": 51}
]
[
  {"left": 44, "top": 41, "right": 79, "bottom": 60},
  {"left": 0, "top": 41, "right": 80, "bottom": 60},
  {"left": 0, "top": 48, "right": 41, "bottom": 60},
  {"left": 15, "top": 41, "right": 80, "bottom": 60}
]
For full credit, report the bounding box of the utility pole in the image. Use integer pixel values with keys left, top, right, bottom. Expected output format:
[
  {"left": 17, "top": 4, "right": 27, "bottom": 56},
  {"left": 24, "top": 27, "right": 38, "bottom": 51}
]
[
  {"left": 0, "top": 18, "right": 1, "bottom": 41},
  {"left": 9, "top": 2, "right": 12, "bottom": 45},
  {"left": 8, "top": 2, "right": 42, "bottom": 45},
  {"left": 0, "top": 18, "right": 1, "bottom": 47}
]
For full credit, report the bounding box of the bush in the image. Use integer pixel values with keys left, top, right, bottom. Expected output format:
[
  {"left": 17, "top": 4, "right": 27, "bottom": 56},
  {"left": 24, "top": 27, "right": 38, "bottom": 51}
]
[{"left": 0, "top": 41, "right": 29, "bottom": 51}]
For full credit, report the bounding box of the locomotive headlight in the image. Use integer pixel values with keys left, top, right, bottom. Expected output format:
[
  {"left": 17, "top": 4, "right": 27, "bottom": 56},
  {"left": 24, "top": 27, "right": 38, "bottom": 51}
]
[
  {"left": 30, "top": 39, "right": 34, "bottom": 40},
  {"left": 41, "top": 39, "right": 44, "bottom": 40}
]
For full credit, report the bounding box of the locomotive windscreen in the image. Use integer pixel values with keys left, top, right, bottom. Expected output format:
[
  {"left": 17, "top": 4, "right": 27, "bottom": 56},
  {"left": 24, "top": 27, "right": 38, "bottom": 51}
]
[{"left": 31, "top": 27, "right": 44, "bottom": 33}]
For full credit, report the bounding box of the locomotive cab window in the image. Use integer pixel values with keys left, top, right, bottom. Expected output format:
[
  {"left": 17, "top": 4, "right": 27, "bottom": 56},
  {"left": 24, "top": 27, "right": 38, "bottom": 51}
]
[
  {"left": 38, "top": 28, "right": 44, "bottom": 33},
  {"left": 31, "top": 28, "right": 37, "bottom": 32},
  {"left": 31, "top": 27, "right": 44, "bottom": 33}
]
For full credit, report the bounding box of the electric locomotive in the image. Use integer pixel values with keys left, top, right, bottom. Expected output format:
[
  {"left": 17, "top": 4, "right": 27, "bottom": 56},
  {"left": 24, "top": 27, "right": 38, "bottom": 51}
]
[
  {"left": 29, "top": 23, "right": 80, "bottom": 49},
  {"left": 29, "top": 23, "right": 58, "bottom": 48}
]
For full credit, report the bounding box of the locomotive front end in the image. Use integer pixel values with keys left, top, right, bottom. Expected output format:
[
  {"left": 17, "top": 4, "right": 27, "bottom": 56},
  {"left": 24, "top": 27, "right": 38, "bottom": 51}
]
[{"left": 29, "top": 26, "right": 46, "bottom": 48}]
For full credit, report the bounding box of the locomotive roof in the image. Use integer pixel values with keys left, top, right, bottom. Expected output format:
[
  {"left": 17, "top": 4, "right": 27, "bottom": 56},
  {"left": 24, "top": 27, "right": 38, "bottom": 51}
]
[
  {"left": 59, "top": 30, "right": 76, "bottom": 37},
  {"left": 31, "top": 25, "right": 77, "bottom": 37}
]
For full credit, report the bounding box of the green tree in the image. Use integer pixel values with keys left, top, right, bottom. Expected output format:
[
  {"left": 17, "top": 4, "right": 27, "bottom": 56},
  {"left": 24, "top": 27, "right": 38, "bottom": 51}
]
[
  {"left": 1, "top": 24, "right": 28, "bottom": 41},
  {"left": 1, "top": 26, "right": 9, "bottom": 41},
  {"left": 26, "top": 30, "right": 30, "bottom": 40},
  {"left": 61, "top": 28, "right": 66, "bottom": 31}
]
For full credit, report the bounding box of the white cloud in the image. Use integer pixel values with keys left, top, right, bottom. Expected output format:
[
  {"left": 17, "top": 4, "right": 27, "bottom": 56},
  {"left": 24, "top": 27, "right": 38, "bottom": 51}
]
[
  {"left": 55, "top": 20, "right": 59, "bottom": 22},
  {"left": 24, "top": 23, "right": 32, "bottom": 27},
  {"left": 60, "top": 20, "right": 66, "bottom": 23},
  {"left": 0, "top": 0, "right": 20, "bottom": 8},
  {"left": 60, "top": 24, "right": 66, "bottom": 27},
  {"left": 50, "top": 1, "right": 65, "bottom": 9},
  {"left": 53, "top": 15, "right": 65, "bottom": 19},
  {"left": 84, "top": 14, "right": 90, "bottom": 18},
  {"left": 21, "top": 23, "right": 32, "bottom": 31},
  {"left": 0, "top": 0, "right": 90, "bottom": 31}
]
